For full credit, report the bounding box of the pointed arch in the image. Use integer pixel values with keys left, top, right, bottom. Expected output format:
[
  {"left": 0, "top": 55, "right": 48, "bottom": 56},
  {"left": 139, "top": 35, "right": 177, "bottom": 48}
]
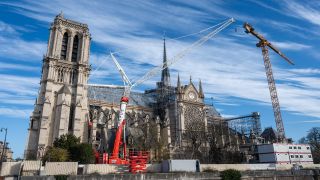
[
  {"left": 71, "top": 35, "right": 79, "bottom": 62},
  {"left": 60, "top": 32, "right": 68, "bottom": 60}
]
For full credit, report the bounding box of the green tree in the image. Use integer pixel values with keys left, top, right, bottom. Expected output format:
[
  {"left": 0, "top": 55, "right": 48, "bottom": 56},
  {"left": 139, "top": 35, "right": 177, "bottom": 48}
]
[
  {"left": 69, "top": 143, "right": 95, "bottom": 164},
  {"left": 53, "top": 134, "right": 80, "bottom": 151},
  {"left": 42, "top": 147, "right": 69, "bottom": 164}
]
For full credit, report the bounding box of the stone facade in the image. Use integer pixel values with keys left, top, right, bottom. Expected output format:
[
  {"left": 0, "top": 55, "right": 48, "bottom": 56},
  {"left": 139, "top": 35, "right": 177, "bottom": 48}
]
[
  {"left": 0, "top": 141, "right": 13, "bottom": 161},
  {"left": 25, "top": 13, "right": 91, "bottom": 158}
]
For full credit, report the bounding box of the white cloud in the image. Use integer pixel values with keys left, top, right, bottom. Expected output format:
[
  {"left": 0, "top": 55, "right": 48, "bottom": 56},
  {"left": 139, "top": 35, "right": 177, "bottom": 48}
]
[
  {"left": 289, "top": 68, "right": 320, "bottom": 75},
  {"left": 0, "top": 37, "right": 46, "bottom": 61},
  {"left": 289, "top": 119, "right": 320, "bottom": 124},
  {"left": 0, "top": 21, "right": 46, "bottom": 61},
  {"left": 272, "top": 41, "right": 311, "bottom": 51},
  {"left": 0, "top": 21, "right": 17, "bottom": 34},
  {"left": 0, "top": 0, "right": 319, "bottom": 121},
  {"left": 0, "top": 74, "right": 39, "bottom": 108},
  {"left": 0, "top": 62, "right": 38, "bottom": 71},
  {"left": 0, "top": 107, "right": 32, "bottom": 118},
  {"left": 284, "top": 1, "right": 320, "bottom": 27}
]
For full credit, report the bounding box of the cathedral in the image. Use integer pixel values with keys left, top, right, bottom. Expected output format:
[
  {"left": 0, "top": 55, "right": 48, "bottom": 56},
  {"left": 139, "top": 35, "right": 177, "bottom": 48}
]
[{"left": 25, "top": 14, "right": 227, "bottom": 160}]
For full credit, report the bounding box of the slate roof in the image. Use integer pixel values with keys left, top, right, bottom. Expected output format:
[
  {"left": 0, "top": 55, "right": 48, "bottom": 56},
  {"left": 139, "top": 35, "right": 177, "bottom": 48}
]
[
  {"left": 205, "top": 105, "right": 221, "bottom": 117},
  {"left": 88, "top": 85, "right": 156, "bottom": 108}
]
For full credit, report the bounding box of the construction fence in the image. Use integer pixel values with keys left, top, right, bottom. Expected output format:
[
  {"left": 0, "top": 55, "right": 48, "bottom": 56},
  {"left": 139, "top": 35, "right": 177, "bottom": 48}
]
[{"left": 1, "top": 161, "right": 320, "bottom": 177}]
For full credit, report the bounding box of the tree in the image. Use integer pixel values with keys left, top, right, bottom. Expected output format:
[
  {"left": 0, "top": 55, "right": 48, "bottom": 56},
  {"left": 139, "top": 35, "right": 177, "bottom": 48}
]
[
  {"left": 69, "top": 143, "right": 95, "bottom": 164},
  {"left": 53, "top": 134, "right": 80, "bottom": 151},
  {"left": 183, "top": 118, "right": 207, "bottom": 161},
  {"left": 299, "top": 127, "right": 320, "bottom": 163},
  {"left": 42, "top": 147, "right": 69, "bottom": 164},
  {"left": 49, "top": 134, "right": 94, "bottom": 164},
  {"left": 206, "top": 121, "right": 244, "bottom": 164}
]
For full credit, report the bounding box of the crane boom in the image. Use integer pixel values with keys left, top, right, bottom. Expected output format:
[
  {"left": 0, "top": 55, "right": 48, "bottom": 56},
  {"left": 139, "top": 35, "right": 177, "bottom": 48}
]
[
  {"left": 243, "top": 22, "right": 294, "bottom": 142},
  {"left": 110, "top": 53, "right": 132, "bottom": 87},
  {"left": 132, "top": 18, "right": 235, "bottom": 88},
  {"left": 243, "top": 23, "right": 294, "bottom": 65}
]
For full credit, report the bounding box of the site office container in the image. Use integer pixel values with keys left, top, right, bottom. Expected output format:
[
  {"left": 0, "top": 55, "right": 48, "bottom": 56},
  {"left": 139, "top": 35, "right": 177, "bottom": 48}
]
[{"left": 161, "top": 160, "right": 200, "bottom": 172}]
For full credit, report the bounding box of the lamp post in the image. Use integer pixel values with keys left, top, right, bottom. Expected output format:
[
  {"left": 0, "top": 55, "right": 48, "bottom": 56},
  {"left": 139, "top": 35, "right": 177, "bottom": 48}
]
[
  {"left": 0, "top": 128, "right": 7, "bottom": 162},
  {"left": 38, "top": 145, "right": 45, "bottom": 175}
]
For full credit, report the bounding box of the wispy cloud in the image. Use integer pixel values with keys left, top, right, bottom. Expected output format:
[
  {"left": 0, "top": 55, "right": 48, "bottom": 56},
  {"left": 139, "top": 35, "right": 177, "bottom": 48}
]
[
  {"left": 0, "top": 62, "right": 38, "bottom": 72},
  {"left": 0, "top": 107, "right": 32, "bottom": 118},
  {"left": 0, "top": 20, "right": 46, "bottom": 61},
  {"left": 284, "top": 0, "right": 320, "bottom": 26},
  {"left": 1, "top": 0, "right": 319, "bottom": 124},
  {"left": 0, "top": 74, "right": 39, "bottom": 108},
  {"left": 288, "top": 119, "right": 320, "bottom": 124},
  {"left": 289, "top": 68, "right": 320, "bottom": 75},
  {"left": 272, "top": 41, "right": 311, "bottom": 51}
]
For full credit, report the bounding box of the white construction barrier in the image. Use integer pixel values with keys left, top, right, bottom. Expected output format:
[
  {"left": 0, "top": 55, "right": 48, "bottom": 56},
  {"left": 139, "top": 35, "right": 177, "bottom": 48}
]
[
  {"left": 83, "top": 164, "right": 117, "bottom": 174},
  {"left": 21, "top": 160, "right": 41, "bottom": 176},
  {"left": 0, "top": 162, "right": 22, "bottom": 177},
  {"left": 44, "top": 162, "right": 78, "bottom": 175}
]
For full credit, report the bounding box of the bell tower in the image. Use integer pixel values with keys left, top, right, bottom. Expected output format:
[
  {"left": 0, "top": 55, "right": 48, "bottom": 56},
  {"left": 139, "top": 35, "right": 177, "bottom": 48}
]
[{"left": 25, "top": 13, "right": 91, "bottom": 158}]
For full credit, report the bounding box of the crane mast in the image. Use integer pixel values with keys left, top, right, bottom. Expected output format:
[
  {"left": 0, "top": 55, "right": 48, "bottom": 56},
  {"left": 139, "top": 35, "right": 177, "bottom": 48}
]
[
  {"left": 260, "top": 44, "right": 285, "bottom": 141},
  {"left": 244, "top": 23, "right": 294, "bottom": 142}
]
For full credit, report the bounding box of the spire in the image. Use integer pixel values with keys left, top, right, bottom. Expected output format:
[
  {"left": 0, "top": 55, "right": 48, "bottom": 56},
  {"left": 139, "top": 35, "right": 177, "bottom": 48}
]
[
  {"left": 177, "top": 73, "right": 181, "bottom": 92},
  {"left": 161, "top": 36, "right": 170, "bottom": 87},
  {"left": 189, "top": 75, "right": 192, "bottom": 84},
  {"left": 199, "top": 79, "right": 204, "bottom": 98}
]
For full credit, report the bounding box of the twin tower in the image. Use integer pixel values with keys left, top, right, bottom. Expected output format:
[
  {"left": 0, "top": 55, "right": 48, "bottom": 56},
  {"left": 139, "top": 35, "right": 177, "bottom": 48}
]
[{"left": 25, "top": 14, "right": 91, "bottom": 158}]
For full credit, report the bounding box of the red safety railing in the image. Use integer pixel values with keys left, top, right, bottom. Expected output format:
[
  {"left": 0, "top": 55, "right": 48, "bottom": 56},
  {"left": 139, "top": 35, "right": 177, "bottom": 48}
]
[{"left": 128, "top": 150, "right": 149, "bottom": 173}]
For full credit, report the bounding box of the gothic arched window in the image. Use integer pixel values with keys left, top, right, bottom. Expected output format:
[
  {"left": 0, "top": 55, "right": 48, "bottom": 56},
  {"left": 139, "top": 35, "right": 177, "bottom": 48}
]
[
  {"left": 61, "top": 32, "right": 68, "bottom": 60},
  {"left": 71, "top": 35, "right": 79, "bottom": 62}
]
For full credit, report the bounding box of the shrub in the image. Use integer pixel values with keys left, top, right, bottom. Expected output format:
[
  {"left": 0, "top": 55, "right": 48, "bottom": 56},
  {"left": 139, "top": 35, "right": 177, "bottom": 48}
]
[
  {"left": 42, "top": 147, "right": 69, "bottom": 164},
  {"left": 69, "top": 143, "right": 95, "bottom": 164},
  {"left": 220, "top": 169, "right": 241, "bottom": 180},
  {"left": 54, "top": 175, "right": 68, "bottom": 180},
  {"left": 53, "top": 134, "right": 80, "bottom": 151}
]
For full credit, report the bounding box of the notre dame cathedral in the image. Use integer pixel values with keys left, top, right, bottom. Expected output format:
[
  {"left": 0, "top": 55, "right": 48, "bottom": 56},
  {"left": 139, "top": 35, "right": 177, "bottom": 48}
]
[{"left": 25, "top": 14, "right": 247, "bottom": 161}]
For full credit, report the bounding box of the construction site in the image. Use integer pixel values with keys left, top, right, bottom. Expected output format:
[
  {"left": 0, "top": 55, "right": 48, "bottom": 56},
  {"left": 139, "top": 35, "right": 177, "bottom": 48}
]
[{"left": 1, "top": 10, "right": 319, "bottom": 179}]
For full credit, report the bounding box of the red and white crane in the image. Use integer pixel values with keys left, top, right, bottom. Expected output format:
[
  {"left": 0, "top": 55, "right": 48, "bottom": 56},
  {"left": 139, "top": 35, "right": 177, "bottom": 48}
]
[{"left": 107, "top": 18, "right": 235, "bottom": 164}]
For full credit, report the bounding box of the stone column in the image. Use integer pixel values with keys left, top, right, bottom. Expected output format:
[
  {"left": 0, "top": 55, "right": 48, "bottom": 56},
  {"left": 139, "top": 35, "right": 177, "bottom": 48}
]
[
  {"left": 53, "top": 27, "right": 62, "bottom": 58},
  {"left": 66, "top": 33, "right": 74, "bottom": 62},
  {"left": 47, "top": 27, "right": 53, "bottom": 57},
  {"left": 156, "top": 116, "right": 161, "bottom": 142},
  {"left": 80, "top": 35, "right": 85, "bottom": 63},
  {"left": 177, "top": 103, "right": 184, "bottom": 146}
]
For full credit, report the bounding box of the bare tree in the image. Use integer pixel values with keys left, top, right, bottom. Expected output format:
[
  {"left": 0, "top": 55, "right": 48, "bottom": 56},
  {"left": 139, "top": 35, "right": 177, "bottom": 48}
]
[{"left": 299, "top": 127, "right": 320, "bottom": 163}]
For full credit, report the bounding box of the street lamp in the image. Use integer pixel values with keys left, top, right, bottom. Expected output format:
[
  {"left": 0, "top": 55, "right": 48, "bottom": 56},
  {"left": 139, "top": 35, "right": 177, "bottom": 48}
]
[
  {"left": 38, "top": 145, "right": 45, "bottom": 175},
  {"left": 0, "top": 128, "right": 7, "bottom": 162}
]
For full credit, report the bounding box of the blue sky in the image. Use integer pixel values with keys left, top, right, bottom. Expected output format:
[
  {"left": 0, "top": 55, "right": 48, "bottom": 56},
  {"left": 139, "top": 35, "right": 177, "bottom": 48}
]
[{"left": 0, "top": 0, "right": 319, "bottom": 158}]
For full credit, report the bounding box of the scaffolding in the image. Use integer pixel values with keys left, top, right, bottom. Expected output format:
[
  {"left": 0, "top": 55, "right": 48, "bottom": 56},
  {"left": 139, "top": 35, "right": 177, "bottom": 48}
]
[{"left": 210, "top": 112, "right": 261, "bottom": 136}]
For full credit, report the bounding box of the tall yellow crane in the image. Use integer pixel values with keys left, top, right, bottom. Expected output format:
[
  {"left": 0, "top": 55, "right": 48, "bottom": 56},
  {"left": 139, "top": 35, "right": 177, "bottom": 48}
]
[{"left": 243, "top": 23, "right": 294, "bottom": 143}]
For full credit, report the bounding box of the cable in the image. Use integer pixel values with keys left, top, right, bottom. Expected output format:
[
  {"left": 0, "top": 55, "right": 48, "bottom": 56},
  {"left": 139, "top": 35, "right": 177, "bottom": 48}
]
[{"left": 168, "top": 19, "right": 229, "bottom": 41}]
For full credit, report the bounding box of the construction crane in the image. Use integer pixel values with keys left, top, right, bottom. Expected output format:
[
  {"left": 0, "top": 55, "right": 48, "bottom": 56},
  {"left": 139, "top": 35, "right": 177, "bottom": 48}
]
[
  {"left": 106, "top": 18, "right": 235, "bottom": 164},
  {"left": 243, "top": 23, "right": 294, "bottom": 143}
]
